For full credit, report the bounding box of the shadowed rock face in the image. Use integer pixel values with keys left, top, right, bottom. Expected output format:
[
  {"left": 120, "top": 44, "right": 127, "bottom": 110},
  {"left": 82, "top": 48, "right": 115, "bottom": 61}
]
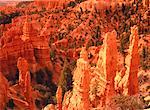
[{"left": 0, "top": 12, "right": 20, "bottom": 25}]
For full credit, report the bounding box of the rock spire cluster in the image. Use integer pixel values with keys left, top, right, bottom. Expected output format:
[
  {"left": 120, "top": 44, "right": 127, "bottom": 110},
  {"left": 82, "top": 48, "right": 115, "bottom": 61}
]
[
  {"left": 44, "top": 26, "right": 140, "bottom": 109},
  {"left": 1, "top": 0, "right": 148, "bottom": 109}
]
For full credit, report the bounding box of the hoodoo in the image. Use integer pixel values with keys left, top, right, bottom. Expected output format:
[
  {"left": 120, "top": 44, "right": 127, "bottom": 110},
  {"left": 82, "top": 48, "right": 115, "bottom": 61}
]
[{"left": 0, "top": 0, "right": 149, "bottom": 109}]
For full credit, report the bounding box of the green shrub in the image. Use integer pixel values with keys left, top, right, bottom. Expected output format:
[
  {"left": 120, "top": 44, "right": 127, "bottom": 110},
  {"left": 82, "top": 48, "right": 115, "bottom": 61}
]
[
  {"left": 67, "top": 1, "right": 76, "bottom": 8},
  {"left": 50, "top": 51, "right": 55, "bottom": 60}
]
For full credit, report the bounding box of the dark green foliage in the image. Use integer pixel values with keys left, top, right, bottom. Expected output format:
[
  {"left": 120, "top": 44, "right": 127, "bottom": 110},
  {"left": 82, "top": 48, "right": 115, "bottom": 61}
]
[
  {"left": 119, "top": 32, "right": 130, "bottom": 54},
  {"left": 68, "top": 25, "right": 74, "bottom": 31},
  {"left": 58, "top": 32, "right": 67, "bottom": 40},
  {"left": 16, "top": 1, "right": 33, "bottom": 8},
  {"left": 32, "top": 68, "right": 57, "bottom": 108},
  {"left": 95, "top": 26, "right": 100, "bottom": 38},
  {"left": 0, "top": 11, "right": 20, "bottom": 25},
  {"left": 6, "top": 99, "right": 14, "bottom": 109},
  {"left": 34, "top": 68, "right": 57, "bottom": 94},
  {"left": 71, "top": 60, "right": 77, "bottom": 68},
  {"left": 81, "top": 38, "right": 85, "bottom": 43},
  {"left": 50, "top": 51, "right": 55, "bottom": 60},
  {"left": 30, "top": 11, "right": 38, "bottom": 15},
  {"left": 138, "top": 73, "right": 149, "bottom": 85},
  {"left": 58, "top": 67, "right": 73, "bottom": 94},
  {"left": 105, "top": 9, "right": 110, "bottom": 15},
  {"left": 67, "top": 1, "right": 76, "bottom": 8},
  {"left": 75, "top": 0, "right": 85, "bottom": 3},
  {"left": 96, "top": 41, "right": 103, "bottom": 46},
  {"left": 142, "top": 47, "right": 147, "bottom": 59},
  {"left": 58, "top": 58, "right": 74, "bottom": 96},
  {"left": 0, "top": 11, "right": 4, "bottom": 16},
  {"left": 41, "top": 7, "right": 46, "bottom": 12},
  {"left": 49, "top": 37, "right": 54, "bottom": 44},
  {"left": 59, "top": 69, "right": 67, "bottom": 92},
  {"left": 91, "top": 63, "right": 96, "bottom": 67},
  {"left": 120, "top": 42, "right": 125, "bottom": 54}
]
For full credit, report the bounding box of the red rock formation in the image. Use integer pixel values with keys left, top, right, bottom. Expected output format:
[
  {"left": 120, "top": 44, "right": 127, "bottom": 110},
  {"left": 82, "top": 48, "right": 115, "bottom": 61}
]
[
  {"left": 61, "top": 30, "right": 141, "bottom": 109},
  {"left": 56, "top": 86, "right": 62, "bottom": 110},
  {"left": 0, "top": 72, "right": 9, "bottom": 110},
  {"left": 21, "top": 15, "right": 36, "bottom": 41},
  {"left": 17, "top": 57, "right": 29, "bottom": 88},
  {"left": 35, "top": 0, "right": 67, "bottom": 10},
  {"left": 104, "top": 30, "right": 118, "bottom": 105},
  {"left": 62, "top": 91, "right": 72, "bottom": 110},
  {"left": 0, "top": 14, "right": 52, "bottom": 80},
  {"left": 89, "top": 46, "right": 106, "bottom": 108},
  {"left": 24, "top": 68, "right": 36, "bottom": 110},
  {"left": 17, "top": 57, "right": 36, "bottom": 110},
  {"left": 64, "top": 47, "right": 91, "bottom": 110},
  {"left": 0, "top": 24, "right": 5, "bottom": 37},
  {"left": 114, "top": 66, "right": 126, "bottom": 94},
  {"left": 47, "top": 0, "right": 60, "bottom": 10},
  {"left": 143, "top": 0, "right": 149, "bottom": 7},
  {"left": 82, "top": 69, "right": 90, "bottom": 109},
  {"left": 115, "top": 26, "right": 139, "bottom": 96},
  {"left": 125, "top": 26, "right": 139, "bottom": 95},
  {"left": 43, "top": 104, "right": 55, "bottom": 110},
  {"left": 89, "top": 30, "right": 118, "bottom": 109},
  {"left": 0, "top": 0, "right": 148, "bottom": 109}
]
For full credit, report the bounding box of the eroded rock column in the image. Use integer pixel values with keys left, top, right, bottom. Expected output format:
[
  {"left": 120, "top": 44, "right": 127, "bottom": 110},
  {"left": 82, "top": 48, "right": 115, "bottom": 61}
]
[
  {"left": 67, "top": 47, "right": 91, "bottom": 110},
  {"left": 104, "top": 30, "right": 118, "bottom": 100},
  {"left": 89, "top": 30, "right": 118, "bottom": 108},
  {"left": 17, "top": 57, "right": 36, "bottom": 110},
  {"left": 56, "top": 86, "right": 62, "bottom": 110},
  {"left": 125, "top": 26, "right": 139, "bottom": 95}
]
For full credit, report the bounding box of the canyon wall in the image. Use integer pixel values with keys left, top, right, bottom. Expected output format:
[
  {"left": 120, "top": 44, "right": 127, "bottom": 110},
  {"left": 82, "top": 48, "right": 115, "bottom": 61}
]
[{"left": 0, "top": 15, "right": 52, "bottom": 80}]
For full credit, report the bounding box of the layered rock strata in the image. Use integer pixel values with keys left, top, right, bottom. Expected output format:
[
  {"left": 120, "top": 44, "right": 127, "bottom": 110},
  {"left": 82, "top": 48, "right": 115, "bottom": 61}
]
[{"left": 0, "top": 15, "right": 52, "bottom": 80}]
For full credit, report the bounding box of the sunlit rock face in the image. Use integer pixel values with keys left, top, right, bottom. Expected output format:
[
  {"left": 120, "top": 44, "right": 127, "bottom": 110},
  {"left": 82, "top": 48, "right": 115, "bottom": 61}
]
[
  {"left": 114, "top": 26, "right": 140, "bottom": 96},
  {"left": 89, "top": 30, "right": 118, "bottom": 109},
  {"left": 103, "top": 30, "right": 118, "bottom": 99},
  {"left": 56, "top": 86, "right": 63, "bottom": 110},
  {"left": 142, "top": 0, "right": 149, "bottom": 7},
  {"left": 125, "top": 26, "right": 139, "bottom": 95},
  {"left": 64, "top": 47, "right": 91, "bottom": 110}
]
